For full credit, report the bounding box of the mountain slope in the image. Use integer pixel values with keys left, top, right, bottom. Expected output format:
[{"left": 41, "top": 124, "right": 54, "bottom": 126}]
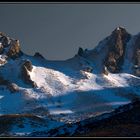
[{"left": 1, "top": 28, "right": 140, "bottom": 137}]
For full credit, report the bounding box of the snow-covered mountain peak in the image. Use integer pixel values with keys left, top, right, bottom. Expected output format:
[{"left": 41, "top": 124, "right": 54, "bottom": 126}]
[
  {"left": 115, "top": 26, "right": 126, "bottom": 31},
  {"left": 112, "top": 26, "right": 129, "bottom": 34}
]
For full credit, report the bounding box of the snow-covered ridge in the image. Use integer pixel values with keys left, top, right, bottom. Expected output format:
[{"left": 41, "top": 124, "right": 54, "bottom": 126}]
[{"left": 1, "top": 28, "right": 140, "bottom": 136}]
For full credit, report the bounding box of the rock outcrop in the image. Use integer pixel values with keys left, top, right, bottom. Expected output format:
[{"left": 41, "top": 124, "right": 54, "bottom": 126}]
[
  {"left": 0, "top": 32, "right": 23, "bottom": 59},
  {"left": 7, "top": 83, "right": 19, "bottom": 93},
  {"left": 102, "top": 66, "right": 109, "bottom": 75},
  {"left": 0, "top": 76, "right": 19, "bottom": 93},
  {"left": 131, "top": 35, "right": 140, "bottom": 76},
  {"left": 0, "top": 32, "right": 10, "bottom": 48},
  {"left": 34, "top": 52, "right": 45, "bottom": 59},
  {"left": 7, "top": 40, "right": 22, "bottom": 59},
  {"left": 22, "top": 60, "right": 33, "bottom": 72},
  {"left": 78, "top": 47, "right": 84, "bottom": 57},
  {"left": 21, "top": 60, "right": 37, "bottom": 88},
  {"left": 104, "top": 27, "right": 131, "bottom": 73}
]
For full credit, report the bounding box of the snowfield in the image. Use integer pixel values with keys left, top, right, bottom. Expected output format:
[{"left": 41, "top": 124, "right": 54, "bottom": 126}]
[{"left": 1, "top": 57, "right": 140, "bottom": 122}]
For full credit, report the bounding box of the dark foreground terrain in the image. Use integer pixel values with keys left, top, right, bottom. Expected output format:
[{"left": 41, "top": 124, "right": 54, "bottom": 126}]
[
  {"left": 36, "top": 99, "right": 140, "bottom": 137},
  {"left": 74, "top": 100, "right": 140, "bottom": 137}
]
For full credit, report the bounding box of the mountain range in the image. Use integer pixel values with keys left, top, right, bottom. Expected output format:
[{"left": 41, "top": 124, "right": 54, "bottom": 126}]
[{"left": 0, "top": 27, "right": 140, "bottom": 137}]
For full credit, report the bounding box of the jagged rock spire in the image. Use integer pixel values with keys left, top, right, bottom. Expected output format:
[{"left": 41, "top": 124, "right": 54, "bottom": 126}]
[
  {"left": 0, "top": 32, "right": 22, "bottom": 59},
  {"left": 104, "top": 27, "right": 131, "bottom": 73}
]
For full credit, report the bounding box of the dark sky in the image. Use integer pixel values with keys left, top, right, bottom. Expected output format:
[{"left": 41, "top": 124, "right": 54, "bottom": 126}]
[{"left": 0, "top": 3, "right": 140, "bottom": 60}]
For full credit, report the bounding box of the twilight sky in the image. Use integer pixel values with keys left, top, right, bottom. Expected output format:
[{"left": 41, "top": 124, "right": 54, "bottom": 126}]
[{"left": 0, "top": 3, "right": 140, "bottom": 60}]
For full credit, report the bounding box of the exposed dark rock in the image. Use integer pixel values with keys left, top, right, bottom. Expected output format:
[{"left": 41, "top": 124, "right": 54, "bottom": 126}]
[
  {"left": 0, "top": 76, "right": 19, "bottom": 93},
  {"left": 0, "top": 57, "right": 7, "bottom": 65},
  {"left": 78, "top": 47, "right": 84, "bottom": 57},
  {"left": 0, "top": 43, "right": 4, "bottom": 54},
  {"left": 0, "top": 33, "right": 23, "bottom": 59},
  {"left": 22, "top": 60, "right": 33, "bottom": 72},
  {"left": 0, "top": 33, "right": 10, "bottom": 48},
  {"left": 7, "top": 83, "right": 19, "bottom": 93},
  {"left": 132, "top": 35, "right": 140, "bottom": 76},
  {"left": 21, "top": 61, "right": 37, "bottom": 88},
  {"left": 102, "top": 66, "right": 109, "bottom": 75},
  {"left": 6, "top": 40, "right": 21, "bottom": 59},
  {"left": 34, "top": 52, "right": 45, "bottom": 59},
  {"left": 104, "top": 27, "right": 131, "bottom": 73}
]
